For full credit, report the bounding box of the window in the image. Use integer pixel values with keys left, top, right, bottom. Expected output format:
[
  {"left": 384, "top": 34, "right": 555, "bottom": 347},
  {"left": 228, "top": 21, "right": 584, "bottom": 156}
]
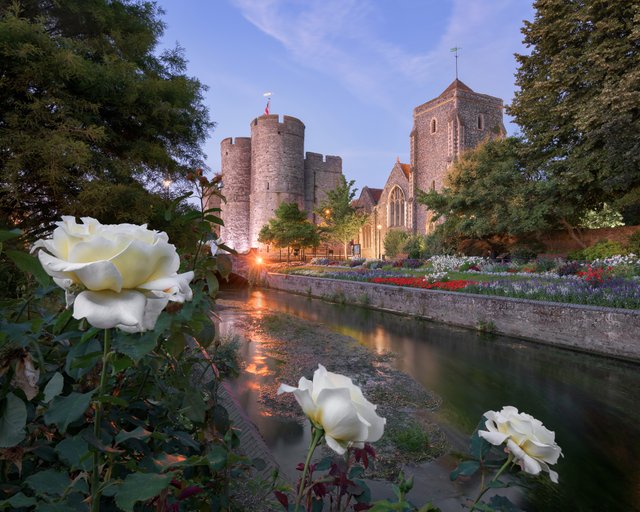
[
  {"left": 266, "top": 182, "right": 269, "bottom": 190},
  {"left": 431, "top": 180, "right": 435, "bottom": 191},
  {"left": 431, "top": 118, "right": 437, "bottom": 134},
  {"left": 477, "top": 114, "right": 484, "bottom": 130},
  {"left": 363, "top": 225, "right": 372, "bottom": 248},
  {"left": 388, "top": 187, "right": 405, "bottom": 227}
]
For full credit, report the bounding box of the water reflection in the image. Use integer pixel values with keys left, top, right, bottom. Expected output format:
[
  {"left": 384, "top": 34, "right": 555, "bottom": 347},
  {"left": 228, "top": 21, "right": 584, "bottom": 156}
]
[{"left": 218, "top": 289, "right": 640, "bottom": 511}]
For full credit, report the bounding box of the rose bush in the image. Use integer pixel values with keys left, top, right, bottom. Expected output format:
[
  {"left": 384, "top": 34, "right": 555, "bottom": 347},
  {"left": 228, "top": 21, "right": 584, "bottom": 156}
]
[
  {"left": 32, "top": 216, "right": 193, "bottom": 332},
  {"left": 478, "top": 405, "right": 562, "bottom": 483},
  {"left": 278, "top": 364, "right": 385, "bottom": 454}
]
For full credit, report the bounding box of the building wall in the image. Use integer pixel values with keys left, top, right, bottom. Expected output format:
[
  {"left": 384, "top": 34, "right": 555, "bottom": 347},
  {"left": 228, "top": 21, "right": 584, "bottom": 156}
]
[
  {"left": 303, "top": 152, "right": 342, "bottom": 222},
  {"left": 248, "top": 115, "right": 306, "bottom": 247},
  {"left": 219, "top": 137, "right": 252, "bottom": 252},
  {"left": 220, "top": 114, "right": 344, "bottom": 252},
  {"left": 411, "top": 87, "right": 504, "bottom": 235}
]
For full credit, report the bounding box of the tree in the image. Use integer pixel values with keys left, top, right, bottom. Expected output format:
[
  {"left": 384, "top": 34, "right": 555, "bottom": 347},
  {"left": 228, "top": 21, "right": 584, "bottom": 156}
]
[
  {"left": 316, "top": 177, "right": 367, "bottom": 259},
  {"left": 418, "top": 138, "right": 558, "bottom": 246},
  {"left": 0, "top": 0, "right": 213, "bottom": 236},
  {"left": 383, "top": 230, "right": 409, "bottom": 258},
  {"left": 509, "top": 0, "right": 640, "bottom": 227},
  {"left": 258, "top": 202, "right": 320, "bottom": 262}
]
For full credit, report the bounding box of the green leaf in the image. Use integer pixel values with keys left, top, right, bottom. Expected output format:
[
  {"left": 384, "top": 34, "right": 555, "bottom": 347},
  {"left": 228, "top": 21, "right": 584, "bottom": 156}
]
[
  {"left": 110, "top": 354, "right": 134, "bottom": 373},
  {"left": 112, "top": 315, "right": 170, "bottom": 362},
  {"left": 55, "top": 436, "right": 91, "bottom": 471},
  {"left": 196, "top": 317, "right": 215, "bottom": 348},
  {"left": 0, "top": 229, "right": 21, "bottom": 243},
  {"left": 80, "top": 429, "right": 122, "bottom": 454},
  {"left": 207, "top": 444, "right": 228, "bottom": 471},
  {"left": 65, "top": 337, "right": 101, "bottom": 379},
  {"left": 216, "top": 255, "right": 233, "bottom": 279},
  {"left": 470, "top": 424, "right": 492, "bottom": 461},
  {"left": 0, "top": 493, "right": 37, "bottom": 509},
  {"left": 165, "top": 331, "right": 186, "bottom": 358},
  {"left": 212, "top": 404, "right": 230, "bottom": 434},
  {"left": 6, "top": 250, "right": 51, "bottom": 287},
  {"left": 52, "top": 308, "right": 73, "bottom": 335},
  {"left": 450, "top": 460, "right": 480, "bottom": 481},
  {"left": 25, "top": 469, "right": 70, "bottom": 497},
  {"left": 205, "top": 270, "right": 219, "bottom": 298},
  {"left": 44, "top": 391, "right": 94, "bottom": 433},
  {"left": 114, "top": 473, "right": 173, "bottom": 512},
  {"left": 182, "top": 391, "right": 206, "bottom": 423},
  {"left": 43, "top": 372, "right": 64, "bottom": 403},
  {"left": 115, "top": 426, "right": 152, "bottom": 445},
  {"left": 0, "top": 393, "right": 27, "bottom": 447}
]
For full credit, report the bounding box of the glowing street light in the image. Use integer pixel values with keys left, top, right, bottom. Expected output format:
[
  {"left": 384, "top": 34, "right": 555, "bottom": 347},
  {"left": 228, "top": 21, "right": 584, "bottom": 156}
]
[{"left": 256, "top": 256, "right": 264, "bottom": 265}]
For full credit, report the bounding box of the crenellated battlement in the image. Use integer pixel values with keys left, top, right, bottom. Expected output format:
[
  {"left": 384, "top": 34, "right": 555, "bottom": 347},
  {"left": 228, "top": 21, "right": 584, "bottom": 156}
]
[
  {"left": 305, "top": 152, "right": 342, "bottom": 169},
  {"left": 221, "top": 136, "right": 251, "bottom": 147},
  {"left": 251, "top": 114, "right": 305, "bottom": 137}
]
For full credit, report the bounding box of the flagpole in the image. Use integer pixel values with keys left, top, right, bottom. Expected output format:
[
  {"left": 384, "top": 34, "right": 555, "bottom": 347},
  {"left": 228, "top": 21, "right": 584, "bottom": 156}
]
[{"left": 450, "top": 47, "right": 462, "bottom": 80}]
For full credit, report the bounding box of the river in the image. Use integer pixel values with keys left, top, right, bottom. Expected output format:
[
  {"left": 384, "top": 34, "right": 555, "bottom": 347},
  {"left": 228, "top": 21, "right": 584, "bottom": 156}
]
[{"left": 217, "top": 288, "right": 640, "bottom": 511}]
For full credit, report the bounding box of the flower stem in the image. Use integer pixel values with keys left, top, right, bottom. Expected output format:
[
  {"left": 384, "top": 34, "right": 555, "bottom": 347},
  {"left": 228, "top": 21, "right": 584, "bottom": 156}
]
[
  {"left": 470, "top": 454, "right": 513, "bottom": 511},
  {"left": 295, "top": 426, "right": 324, "bottom": 512},
  {"left": 91, "top": 329, "right": 111, "bottom": 512}
]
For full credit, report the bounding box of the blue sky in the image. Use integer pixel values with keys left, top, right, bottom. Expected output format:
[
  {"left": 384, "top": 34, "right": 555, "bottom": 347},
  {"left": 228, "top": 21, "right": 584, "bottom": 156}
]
[{"left": 156, "top": 0, "right": 535, "bottom": 190}]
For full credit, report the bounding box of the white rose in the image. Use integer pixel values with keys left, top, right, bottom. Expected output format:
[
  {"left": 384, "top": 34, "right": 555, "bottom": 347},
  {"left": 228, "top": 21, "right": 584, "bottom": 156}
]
[
  {"left": 32, "top": 216, "right": 193, "bottom": 332},
  {"left": 478, "top": 406, "right": 562, "bottom": 483},
  {"left": 278, "top": 364, "right": 385, "bottom": 454}
]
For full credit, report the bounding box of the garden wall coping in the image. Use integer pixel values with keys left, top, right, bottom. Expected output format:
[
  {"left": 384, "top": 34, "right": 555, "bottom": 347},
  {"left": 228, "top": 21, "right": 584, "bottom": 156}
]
[{"left": 264, "top": 273, "right": 640, "bottom": 363}]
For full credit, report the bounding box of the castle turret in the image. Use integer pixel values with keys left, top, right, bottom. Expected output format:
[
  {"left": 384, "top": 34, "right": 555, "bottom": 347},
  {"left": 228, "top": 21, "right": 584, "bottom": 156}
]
[
  {"left": 249, "top": 115, "right": 306, "bottom": 247},
  {"left": 220, "top": 137, "right": 252, "bottom": 252},
  {"left": 304, "top": 152, "right": 343, "bottom": 222}
]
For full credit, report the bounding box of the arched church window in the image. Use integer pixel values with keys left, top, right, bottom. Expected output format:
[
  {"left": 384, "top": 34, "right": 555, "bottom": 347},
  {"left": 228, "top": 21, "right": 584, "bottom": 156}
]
[
  {"left": 431, "top": 118, "right": 437, "bottom": 134},
  {"left": 389, "top": 187, "right": 405, "bottom": 227}
]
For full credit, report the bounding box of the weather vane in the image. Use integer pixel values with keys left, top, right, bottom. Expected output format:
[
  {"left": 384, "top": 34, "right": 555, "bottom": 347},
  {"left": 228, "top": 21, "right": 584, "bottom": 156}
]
[{"left": 450, "top": 47, "right": 462, "bottom": 79}]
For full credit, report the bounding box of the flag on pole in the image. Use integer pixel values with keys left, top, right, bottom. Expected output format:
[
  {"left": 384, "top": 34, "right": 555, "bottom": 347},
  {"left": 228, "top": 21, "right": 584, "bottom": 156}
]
[{"left": 263, "top": 92, "right": 272, "bottom": 115}]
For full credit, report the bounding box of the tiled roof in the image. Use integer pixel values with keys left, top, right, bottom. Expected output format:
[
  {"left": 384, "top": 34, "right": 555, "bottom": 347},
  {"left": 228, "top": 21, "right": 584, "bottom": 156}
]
[
  {"left": 399, "top": 163, "right": 411, "bottom": 179},
  {"left": 368, "top": 188, "right": 383, "bottom": 203},
  {"left": 439, "top": 79, "right": 474, "bottom": 97}
]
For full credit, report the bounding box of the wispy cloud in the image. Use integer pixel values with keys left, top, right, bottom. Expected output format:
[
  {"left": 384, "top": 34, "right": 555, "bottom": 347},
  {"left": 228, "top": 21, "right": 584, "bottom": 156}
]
[{"left": 230, "top": 0, "right": 530, "bottom": 122}]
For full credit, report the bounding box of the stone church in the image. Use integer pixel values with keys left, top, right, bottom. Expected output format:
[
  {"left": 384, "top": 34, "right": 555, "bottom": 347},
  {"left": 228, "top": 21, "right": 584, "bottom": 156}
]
[{"left": 354, "top": 79, "right": 505, "bottom": 258}]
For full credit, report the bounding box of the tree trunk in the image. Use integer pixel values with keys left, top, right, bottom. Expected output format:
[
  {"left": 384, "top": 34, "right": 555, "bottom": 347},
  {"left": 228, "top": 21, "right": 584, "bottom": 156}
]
[
  {"left": 560, "top": 218, "right": 586, "bottom": 249},
  {"left": 343, "top": 242, "right": 348, "bottom": 260}
]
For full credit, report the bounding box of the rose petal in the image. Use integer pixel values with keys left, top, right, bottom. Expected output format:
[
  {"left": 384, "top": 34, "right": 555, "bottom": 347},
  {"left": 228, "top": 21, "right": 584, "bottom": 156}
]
[
  {"left": 73, "top": 290, "right": 146, "bottom": 330},
  {"left": 38, "top": 251, "right": 123, "bottom": 292},
  {"left": 478, "top": 430, "right": 509, "bottom": 446},
  {"left": 316, "top": 388, "right": 368, "bottom": 445}
]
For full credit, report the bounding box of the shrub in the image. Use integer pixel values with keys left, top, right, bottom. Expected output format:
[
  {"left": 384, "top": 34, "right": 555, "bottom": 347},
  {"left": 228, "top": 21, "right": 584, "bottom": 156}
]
[
  {"left": 510, "top": 246, "right": 538, "bottom": 262},
  {"left": 569, "top": 240, "right": 627, "bottom": 260},
  {"left": 384, "top": 230, "right": 410, "bottom": 258},
  {"left": 535, "top": 257, "right": 557, "bottom": 272},
  {"left": 348, "top": 257, "right": 366, "bottom": 267},
  {"left": 626, "top": 231, "right": 640, "bottom": 255},
  {"left": 557, "top": 261, "right": 583, "bottom": 276},
  {"left": 363, "top": 259, "right": 385, "bottom": 269},
  {"left": 403, "top": 234, "right": 428, "bottom": 259},
  {"left": 403, "top": 258, "right": 424, "bottom": 269}
]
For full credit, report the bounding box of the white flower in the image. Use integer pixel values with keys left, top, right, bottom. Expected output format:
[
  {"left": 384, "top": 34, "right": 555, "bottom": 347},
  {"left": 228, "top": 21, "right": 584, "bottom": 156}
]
[
  {"left": 278, "top": 364, "right": 386, "bottom": 454},
  {"left": 478, "top": 406, "right": 562, "bottom": 483},
  {"left": 208, "top": 238, "right": 222, "bottom": 257},
  {"left": 32, "top": 216, "right": 193, "bottom": 332}
]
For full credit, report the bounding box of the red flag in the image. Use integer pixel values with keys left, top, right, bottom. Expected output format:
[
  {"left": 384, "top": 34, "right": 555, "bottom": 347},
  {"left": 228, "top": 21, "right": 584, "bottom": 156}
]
[{"left": 264, "top": 98, "right": 270, "bottom": 115}]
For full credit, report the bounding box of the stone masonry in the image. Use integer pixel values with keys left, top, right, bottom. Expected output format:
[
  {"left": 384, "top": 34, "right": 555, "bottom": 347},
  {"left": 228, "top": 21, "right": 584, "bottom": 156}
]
[
  {"left": 355, "top": 79, "right": 506, "bottom": 258},
  {"left": 220, "top": 114, "right": 343, "bottom": 252}
]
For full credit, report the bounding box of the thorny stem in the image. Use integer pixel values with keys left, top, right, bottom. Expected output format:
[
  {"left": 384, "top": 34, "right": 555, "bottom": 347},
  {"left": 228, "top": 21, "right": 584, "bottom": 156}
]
[
  {"left": 470, "top": 454, "right": 513, "bottom": 511},
  {"left": 295, "top": 426, "right": 324, "bottom": 511},
  {"left": 91, "top": 329, "right": 111, "bottom": 512}
]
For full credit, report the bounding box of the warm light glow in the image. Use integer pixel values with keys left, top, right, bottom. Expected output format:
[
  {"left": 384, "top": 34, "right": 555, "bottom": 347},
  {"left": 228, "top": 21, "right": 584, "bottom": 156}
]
[
  {"left": 324, "top": 208, "right": 331, "bottom": 216},
  {"left": 377, "top": 224, "right": 382, "bottom": 230},
  {"left": 162, "top": 178, "right": 172, "bottom": 189},
  {"left": 256, "top": 256, "right": 264, "bottom": 265}
]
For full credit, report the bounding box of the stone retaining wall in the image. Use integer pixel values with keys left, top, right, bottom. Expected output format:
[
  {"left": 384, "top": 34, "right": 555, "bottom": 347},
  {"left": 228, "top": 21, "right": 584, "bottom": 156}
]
[{"left": 265, "top": 273, "right": 640, "bottom": 362}]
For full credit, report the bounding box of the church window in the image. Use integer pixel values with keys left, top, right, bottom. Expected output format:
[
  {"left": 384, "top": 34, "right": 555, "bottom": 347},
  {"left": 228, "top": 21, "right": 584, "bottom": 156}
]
[
  {"left": 266, "top": 182, "right": 269, "bottom": 190},
  {"left": 431, "top": 180, "right": 435, "bottom": 191},
  {"left": 363, "top": 225, "right": 372, "bottom": 248},
  {"left": 388, "top": 187, "right": 405, "bottom": 227},
  {"left": 477, "top": 114, "right": 484, "bottom": 130},
  {"left": 431, "top": 118, "right": 437, "bottom": 134}
]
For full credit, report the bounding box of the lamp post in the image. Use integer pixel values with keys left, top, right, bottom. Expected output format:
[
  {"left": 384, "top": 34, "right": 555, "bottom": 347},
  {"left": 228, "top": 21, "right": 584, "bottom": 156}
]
[{"left": 377, "top": 224, "right": 382, "bottom": 259}]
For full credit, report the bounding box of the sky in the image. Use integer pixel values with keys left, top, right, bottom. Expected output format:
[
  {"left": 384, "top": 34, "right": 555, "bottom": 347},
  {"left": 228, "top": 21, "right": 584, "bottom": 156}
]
[{"left": 156, "top": 0, "right": 535, "bottom": 190}]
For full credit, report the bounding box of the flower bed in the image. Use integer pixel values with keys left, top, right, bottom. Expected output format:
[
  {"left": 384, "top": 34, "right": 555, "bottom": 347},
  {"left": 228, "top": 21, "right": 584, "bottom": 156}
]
[{"left": 370, "top": 277, "right": 476, "bottom": 291}]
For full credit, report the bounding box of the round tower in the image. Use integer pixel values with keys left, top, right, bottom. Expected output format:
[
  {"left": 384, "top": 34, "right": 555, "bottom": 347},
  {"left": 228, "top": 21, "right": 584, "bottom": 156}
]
[
  {"left": 220, "top": 137, "right": 252, "bottom": 253},
  {"left": 249, "top": 114, "right": 306, "bottom": 247}
]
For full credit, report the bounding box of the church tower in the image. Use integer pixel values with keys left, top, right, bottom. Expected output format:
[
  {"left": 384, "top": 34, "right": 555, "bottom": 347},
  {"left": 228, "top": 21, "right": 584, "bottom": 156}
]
[{"left": 410, "top": 79, "right": 505, "bottom": 234}]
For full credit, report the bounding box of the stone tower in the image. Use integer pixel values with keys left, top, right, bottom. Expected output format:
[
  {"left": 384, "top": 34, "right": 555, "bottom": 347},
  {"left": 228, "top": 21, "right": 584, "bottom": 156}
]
[
  {"left": 410, "top": 79, "right": 505, "bottom": 233},
  {"left": 220, "top": 114, "right": 343, "bottom": 252},
  {"left": 219, "top": 137, "right": 251, "bottom": 252},
  {"left": 249, "top": 115, "right": 306, "bottom": 246}
]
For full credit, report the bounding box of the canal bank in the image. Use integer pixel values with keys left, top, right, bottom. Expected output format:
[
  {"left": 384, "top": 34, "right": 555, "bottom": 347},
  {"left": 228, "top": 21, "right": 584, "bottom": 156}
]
[{"left": 264, "top": 273, "right": 640, "bottom": 362}]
